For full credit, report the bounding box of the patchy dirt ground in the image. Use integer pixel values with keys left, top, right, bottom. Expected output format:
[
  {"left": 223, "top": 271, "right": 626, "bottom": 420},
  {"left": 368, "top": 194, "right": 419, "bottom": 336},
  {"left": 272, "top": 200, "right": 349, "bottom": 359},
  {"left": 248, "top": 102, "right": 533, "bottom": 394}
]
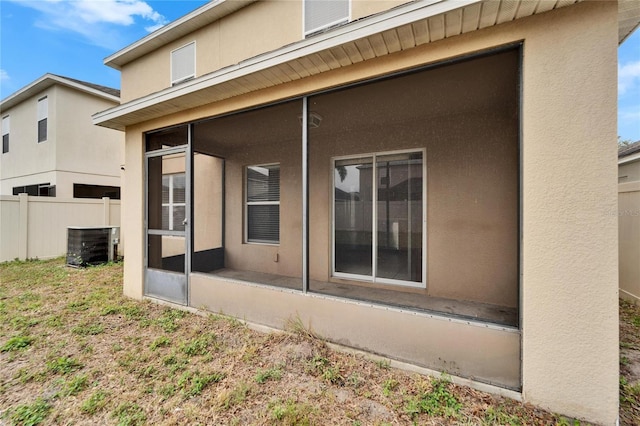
[
  {"left": 620, "top": 299, "right": 640, "bottom": 425},
  {"left": 0, "top": 258, "right": 621, "bottom": 425}
]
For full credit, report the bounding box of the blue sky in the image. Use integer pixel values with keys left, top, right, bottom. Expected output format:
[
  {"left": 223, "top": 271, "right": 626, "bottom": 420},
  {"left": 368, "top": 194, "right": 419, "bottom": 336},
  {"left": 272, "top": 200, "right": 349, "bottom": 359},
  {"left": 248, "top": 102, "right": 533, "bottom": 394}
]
[{"left": 1, "top": 0, "right": 639, "bottom": 142}]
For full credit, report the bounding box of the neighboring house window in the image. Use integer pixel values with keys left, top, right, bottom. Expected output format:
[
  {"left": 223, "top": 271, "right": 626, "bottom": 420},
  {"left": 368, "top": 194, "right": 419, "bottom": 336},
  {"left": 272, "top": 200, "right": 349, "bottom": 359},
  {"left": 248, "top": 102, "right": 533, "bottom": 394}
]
[
  {"left": 171, "top": 42, "right": 195, "bottom": 86},
  {"left": 37, "top": 96, "right": 48, "bottom": 142},
  {"left": 304, "top": 0, "right": 349, "bottom": 36},
  {"left": 13, "top": 183, "right": 56, "bottom": 197},
  {"left": 2, "top": 116, "right": 9, "bottom": 154},
  {"left": 246, "top": 164, "right": 280, "bottom": 244},
  {"left": 162, "top": 173, "right": 186, "bottom": 231},
  {"left": 73, "top": 183, "right": 121, "bottom": 200}
]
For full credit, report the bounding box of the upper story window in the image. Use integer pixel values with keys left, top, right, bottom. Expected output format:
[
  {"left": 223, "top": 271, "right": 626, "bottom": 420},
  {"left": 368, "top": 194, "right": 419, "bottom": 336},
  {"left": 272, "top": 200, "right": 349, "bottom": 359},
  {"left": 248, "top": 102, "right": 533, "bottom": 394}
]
[
  {"left": 2, "top": 116, "right": 9, "bottom": 154},
  {"left": 37, "top": 96, "right": 48, "bottom": 143},
  {"left": 246, "top": 164, "right": 280, "bottom": 244},
  {"left": 304, "top": 0, "right": 349, "bottom": 36},
  {"left": 171, "top": 42, "right": 196, "bottom": 86}
]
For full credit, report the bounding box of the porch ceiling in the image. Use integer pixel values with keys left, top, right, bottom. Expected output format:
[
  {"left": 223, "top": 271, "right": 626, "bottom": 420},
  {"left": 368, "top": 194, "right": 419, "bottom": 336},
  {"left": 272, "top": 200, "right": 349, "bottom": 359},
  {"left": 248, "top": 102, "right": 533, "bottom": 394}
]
[{"left": 94, "top": 0, "right": 637, "bottom": 131}]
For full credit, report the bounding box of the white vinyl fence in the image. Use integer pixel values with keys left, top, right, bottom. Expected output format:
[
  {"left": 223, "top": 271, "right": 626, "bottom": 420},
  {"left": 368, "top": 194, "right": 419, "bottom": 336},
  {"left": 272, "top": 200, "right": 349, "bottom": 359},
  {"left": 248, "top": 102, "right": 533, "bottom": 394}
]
[
  {"left": 619, "top": 181, "right": 640, "bottom": 303},
  {"left": 0, "top": 194, "right": 121, "bottom": 263}
]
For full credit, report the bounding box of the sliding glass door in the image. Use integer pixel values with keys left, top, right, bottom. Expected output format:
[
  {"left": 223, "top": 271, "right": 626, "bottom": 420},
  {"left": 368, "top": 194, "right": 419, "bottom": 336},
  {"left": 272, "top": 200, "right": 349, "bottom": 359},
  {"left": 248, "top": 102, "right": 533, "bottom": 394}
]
[{"left": 333, "top": 150, "right": 425, "bottom": 287}]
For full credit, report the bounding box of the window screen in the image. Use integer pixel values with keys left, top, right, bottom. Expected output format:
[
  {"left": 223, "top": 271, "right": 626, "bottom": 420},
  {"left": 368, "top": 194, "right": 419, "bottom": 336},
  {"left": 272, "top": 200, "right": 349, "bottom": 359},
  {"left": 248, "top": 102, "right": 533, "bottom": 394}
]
[
  {"left": 246, "top": 164, "right": 280, "bottom": 243},
  {"left": 171, "top": 42, "right": 195, "bottom": 85},
  {"left": 37, "top": 97, "right": 47, "bottom": 142},
  {"left": 305, "top": 0, "right": 349, "bottom": 35}
]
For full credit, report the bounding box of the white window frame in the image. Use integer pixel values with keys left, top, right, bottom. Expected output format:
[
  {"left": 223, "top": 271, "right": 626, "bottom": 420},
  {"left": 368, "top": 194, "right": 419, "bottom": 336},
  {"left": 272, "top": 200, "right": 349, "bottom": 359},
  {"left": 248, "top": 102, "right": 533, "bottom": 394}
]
[
  {"left": 331, "top": 148, "right": 427, "bottom": 289},
  {"left": 163, "top": 173, "right": 186, "bottom": 231},
  {"left": 303, "top": 0, "right": 351, "bottom": 37},
  {"left": 170, "top": 41, "right": 196, "bottom": 86},
  {"left": 245, "top": 163, "right": 280, "bottom": 245},
  {"left": 37, "top": 96, "right": 48, "bottom": 143},
  {"left": 2, "top": 115, "right": 9, "bottom": 154}
]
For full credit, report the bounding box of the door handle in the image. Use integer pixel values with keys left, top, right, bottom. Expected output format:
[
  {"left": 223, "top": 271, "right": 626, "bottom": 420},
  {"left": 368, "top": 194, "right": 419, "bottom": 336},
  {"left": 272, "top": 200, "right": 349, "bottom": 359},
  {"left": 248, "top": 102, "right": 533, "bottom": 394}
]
[{"left": 182, "top": 218, "right": 188, "bottom": 226}]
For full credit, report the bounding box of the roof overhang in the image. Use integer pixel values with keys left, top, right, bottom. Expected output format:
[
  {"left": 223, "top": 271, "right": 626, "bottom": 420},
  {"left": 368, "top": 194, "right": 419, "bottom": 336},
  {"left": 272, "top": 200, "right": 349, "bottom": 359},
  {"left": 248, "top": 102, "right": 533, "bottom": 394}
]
[
  {"left": 104, "top": 0, "right": 258, "bottom": 70},
  {"left": 94, "top": 0, "right": 640, "bottom": 131},
  {"left": 619, "top": 151, "right": 640, "bottom": 165},
  {"left": 1, "top": 74, "right": 120, "bottom": 113}
]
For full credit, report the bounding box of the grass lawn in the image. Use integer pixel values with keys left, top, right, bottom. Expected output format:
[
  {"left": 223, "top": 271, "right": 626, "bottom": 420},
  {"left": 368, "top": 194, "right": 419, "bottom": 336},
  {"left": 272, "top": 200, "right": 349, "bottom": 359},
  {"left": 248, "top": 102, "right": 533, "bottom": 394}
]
[{"left": 0, "top": 258, "right": 634, "bottom": 425}]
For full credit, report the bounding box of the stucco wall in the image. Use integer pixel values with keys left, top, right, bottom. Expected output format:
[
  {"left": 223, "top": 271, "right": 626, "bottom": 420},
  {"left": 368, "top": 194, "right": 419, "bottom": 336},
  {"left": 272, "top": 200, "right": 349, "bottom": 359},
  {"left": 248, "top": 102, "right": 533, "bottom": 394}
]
[
  {"left": 120, "top": 0, "right": 303, "bottom": 102},
  {"left": 0, "top": 87, "right": 57, "bottom": 192},
  {"left": 55, "top": 86, "right": 121, "bottom": 184},
  {"left": 518, "top": 2, "right": 618, "bottom": 424},
  {"left": 119, "top": 2, "right": 619, "bottom": 423},
  {"left": 619, "top": 159, "right": 640, "bottom": 182}
]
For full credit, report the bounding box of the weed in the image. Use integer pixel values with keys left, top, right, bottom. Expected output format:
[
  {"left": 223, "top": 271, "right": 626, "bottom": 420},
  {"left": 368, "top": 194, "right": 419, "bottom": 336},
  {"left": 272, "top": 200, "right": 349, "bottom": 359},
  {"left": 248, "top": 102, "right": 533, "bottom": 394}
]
[
  {"left": 284, "top": 315, "right": 317, "bottom": 340},
  {"left": 46, "top": 356, "right": 83, "bottom": 375},
  {"left": 150, "top": 336, "right": 171, "bottom": 350},
  {"left": 307, "top": 355, "right": 342, "bottom": 384},
  {"left": 180, "top": 333, "right": 216, "bottom": 356},
  {"left": 155, "top": 309, "right": 186, "bottom": 333},
  {"left": 403, "top": 375, "right": 461, "bottom": 419},
  {"left": 80, "top": 390, "right": 109, "bottom": 414},
  {"left": 162, "top": 354, "right": 188, "bottom": 374},
  {"left": 72, "top": 323, "right": 104, "bottom": 336},
  {"left": 159, "top": 384, "right": 176, "bottom": 400},
  {"left": 9, "top": 398, "right": 52, "bottom": 426},
  {"left": 111, "top": 402, "right": 146, "bottom": 426},
  {"left": 382, "top": 378, "right": 399, "bottom": 397},
  {"left": 255, "top": 366, "right": 283, "bottom": 384},
  {"left": 622, "top": 356, "right": 630, "bottom": 366},
  {"left": 122, "top": 305, "right": 145, "bottom": 320},
  {"left": 101, "top": 305, "right": 121, "bottom": 315},
  {"left": 45, "top": 316, "right": 63, "bottom": 328},
  {"left": 218, "top": 382, "right": 251, "bottom": 410},
  {"left": 1, "top": 335, "right": 33, "bottom": 352},
  {"left": 10, "top": 315, "right": 40, "bottom": 330},
  {"left": 346, "top": 372, "right": 363, "bottom": 388},
  {"left": 375, "top": 359, "right": 391, "bottom": 370},
  {"left": 178, "top": 370, "right": 225, "bottom": 398},
  {"left": 483, "top": 407, "right": 523, "bottom": 425},
  {"left": 67, "top": 300, "right": 90, "bottom": 312},
  {"left": 633, "top": 316, "right": 640, "bottom": 328},
  {"left": 62, "top": 374, "right": 88, "bottom": 396},
  {"left": 556, "top": 417, "right": 581, "bottom": 426},
  {"left": 268, "top": 398, "right": 315, "bottom": 425},
  {"left": 138, "top": 365, "right": 156, "bottom": 379}
]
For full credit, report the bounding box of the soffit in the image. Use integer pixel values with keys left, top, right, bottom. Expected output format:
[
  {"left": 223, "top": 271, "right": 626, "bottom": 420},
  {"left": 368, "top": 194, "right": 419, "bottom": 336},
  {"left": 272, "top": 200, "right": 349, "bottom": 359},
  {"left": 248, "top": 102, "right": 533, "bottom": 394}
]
[
  {"left": 95, "top": 0, "right": 637, "bottom": 131},
  {"left": 619, "top": 0, "right": 640, "bottom": 43}
]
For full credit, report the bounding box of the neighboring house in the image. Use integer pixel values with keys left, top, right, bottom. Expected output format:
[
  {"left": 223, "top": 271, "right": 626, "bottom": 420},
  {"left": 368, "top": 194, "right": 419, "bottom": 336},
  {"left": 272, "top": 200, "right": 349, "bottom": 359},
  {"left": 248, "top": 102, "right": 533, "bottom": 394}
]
[
  {"left": 0, "top": 74, "right": 122, "bottom": 199},
  {"left": 619, "top": 140, "right": 640, "bottom": 183},
  {"left": 618, "top": 140, "right": 640, "bottom": 304},
  {"left": 93, "top": 1, "right": 640, "bottom": 423}
]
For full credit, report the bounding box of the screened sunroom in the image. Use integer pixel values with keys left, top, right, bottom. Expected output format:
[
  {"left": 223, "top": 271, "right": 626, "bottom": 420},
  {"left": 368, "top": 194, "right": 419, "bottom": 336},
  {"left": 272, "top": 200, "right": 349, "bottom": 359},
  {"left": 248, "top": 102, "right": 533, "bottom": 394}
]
[{"left": 144, "top": 45, "right": 520, "bottom": 333}]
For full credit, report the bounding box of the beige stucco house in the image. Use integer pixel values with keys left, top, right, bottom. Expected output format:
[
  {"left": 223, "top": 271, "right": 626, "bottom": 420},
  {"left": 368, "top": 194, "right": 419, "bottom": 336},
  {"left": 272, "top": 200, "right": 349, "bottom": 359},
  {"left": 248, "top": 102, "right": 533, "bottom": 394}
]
[
  {"left": 94, "top": 1, "right": 640, "bottom": 423},
  {"left": 619, "top": 140, "right": 640, "bottom": 304},
  {"left": 0, "top": 74, "right": 122, "bottom": 198}
]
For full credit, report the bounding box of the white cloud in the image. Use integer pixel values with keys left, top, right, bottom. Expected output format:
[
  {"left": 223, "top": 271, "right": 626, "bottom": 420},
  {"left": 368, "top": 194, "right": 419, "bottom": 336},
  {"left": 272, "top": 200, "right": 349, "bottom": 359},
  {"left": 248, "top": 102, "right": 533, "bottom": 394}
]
[
  {"left": 0, "top": 69, "right": 9, "bottom": 81},
  {"left": 619, "top": 60, "right": 640, "bottom": 96},
  {"left": 9, "top": 0, "right": 167, "bottom": 49}
]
